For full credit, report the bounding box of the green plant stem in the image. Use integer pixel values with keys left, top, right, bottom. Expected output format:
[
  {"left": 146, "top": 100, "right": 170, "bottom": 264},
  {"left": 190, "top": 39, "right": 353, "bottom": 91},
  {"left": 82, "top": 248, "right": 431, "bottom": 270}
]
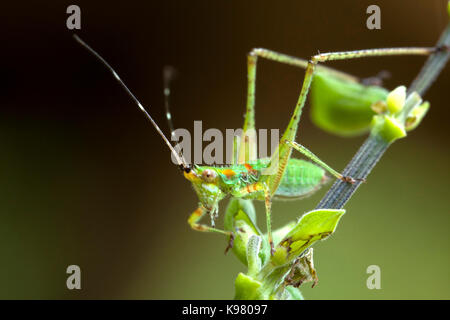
[{"left": 316, "top": 24, "right": 450, "bottom": 211}]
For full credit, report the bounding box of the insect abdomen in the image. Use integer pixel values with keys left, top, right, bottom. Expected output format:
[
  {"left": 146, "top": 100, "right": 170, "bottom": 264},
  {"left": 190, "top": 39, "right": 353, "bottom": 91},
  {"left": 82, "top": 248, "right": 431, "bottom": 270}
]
[{"left": 274, "top": 158, "right": 328, "bottom": 199}]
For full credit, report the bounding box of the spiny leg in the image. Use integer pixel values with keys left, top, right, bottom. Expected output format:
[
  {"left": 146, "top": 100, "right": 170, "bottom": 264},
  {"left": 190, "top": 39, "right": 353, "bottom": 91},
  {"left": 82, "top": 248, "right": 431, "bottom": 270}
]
[
  {"left": 264, "top": 46, "right": 439, "bottom": 196},
  {"left": 237, "top": 54, "right": 257, "bottom": 164},
  {"left": 188, "top": 206, "right": 234, "bottom": 253},
  {"left": 238, "top": 49, "right": 360, "bottom": 164},
  {"left": 244, "top": 49, "right": 358, "bottom": 194},
  {"left": 286, "top": 140, "right": 362, "bottom": 184},
  {"left": 263, "top": 186, "right": 274, "bottom": 255},
  {"left": 238, "top": 46, "right": 440, "bottom": 254},
  {"left": 242, "top": 48, "right": 361, "bottom": 135},
  {"left": 239, "top": 46, "right": 439, "bottom": 255},
  {"left": 248, "top": 48, "right": 360, "bottom": 85},
  {"left": 231, "top": 135, "right": 238, "bottom": 165}
]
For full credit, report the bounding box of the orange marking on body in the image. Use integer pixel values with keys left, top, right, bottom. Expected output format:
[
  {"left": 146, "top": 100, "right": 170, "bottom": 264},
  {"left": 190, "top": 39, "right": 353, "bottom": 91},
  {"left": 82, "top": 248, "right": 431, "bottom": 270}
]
[
  {"left": 193, "top": 208, "right": 203, "bottom": 216},
  {"left": 244, "top": 184, "right": 259, "bottom": 193},
  {"left": 244, "top": 163, "right": 254, "bottom": 171},
  {"left": 222, "top": 169, "right": 236, "bottom": 178}
]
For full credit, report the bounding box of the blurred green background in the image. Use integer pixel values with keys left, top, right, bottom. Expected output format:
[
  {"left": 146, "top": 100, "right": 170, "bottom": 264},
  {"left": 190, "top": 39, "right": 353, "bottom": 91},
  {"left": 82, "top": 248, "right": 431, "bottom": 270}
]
[{"left": 1, "top": 0, "right": 449, "bottom": 299}]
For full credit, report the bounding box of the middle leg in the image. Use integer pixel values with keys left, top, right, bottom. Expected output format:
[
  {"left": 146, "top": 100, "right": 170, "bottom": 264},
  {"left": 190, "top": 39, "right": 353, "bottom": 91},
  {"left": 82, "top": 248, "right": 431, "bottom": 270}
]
[{"left": 286, "top": 140, "right": 362, "bottom": 183}]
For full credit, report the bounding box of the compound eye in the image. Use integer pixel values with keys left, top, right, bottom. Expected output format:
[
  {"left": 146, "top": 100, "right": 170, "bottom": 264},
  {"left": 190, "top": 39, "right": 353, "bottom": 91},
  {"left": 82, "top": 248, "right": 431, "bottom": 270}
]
[{"left": 201, "top": 169, "right": 217, "bottom": 183}]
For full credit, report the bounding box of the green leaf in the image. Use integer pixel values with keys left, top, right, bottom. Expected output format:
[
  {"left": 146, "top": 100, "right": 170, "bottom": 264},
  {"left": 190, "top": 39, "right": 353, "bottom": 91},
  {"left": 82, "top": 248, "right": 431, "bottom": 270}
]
[
  {"left": 272, "top": 221, "right": 296, "bottom": 246},
  {"left": 311, "top": 71, "right": 388, "bottom": 136},
  {"left": 234, "top": 273, "right": 263, "bottom": 300},
  {"left": 271, "top": 209, "right": 345, "bottom": 266},
  {"left": 405, "top": 101, "right": 430, "bottom": 131},
  {"left": 224, "top": 199, "right": 269, "bottom": 266}
]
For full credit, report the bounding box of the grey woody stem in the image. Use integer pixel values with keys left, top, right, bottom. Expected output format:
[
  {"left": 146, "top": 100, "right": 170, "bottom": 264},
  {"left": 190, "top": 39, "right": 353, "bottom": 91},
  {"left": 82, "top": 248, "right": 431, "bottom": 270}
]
[{"left": 315, "top": 23, "right": 450, "bottom": 211}]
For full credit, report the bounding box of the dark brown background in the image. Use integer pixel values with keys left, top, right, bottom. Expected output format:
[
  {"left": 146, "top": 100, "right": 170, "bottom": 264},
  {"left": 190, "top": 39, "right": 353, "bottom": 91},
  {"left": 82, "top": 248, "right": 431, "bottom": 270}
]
[{"left": 0, "top": 0, "right": 449, "bottom": 299}]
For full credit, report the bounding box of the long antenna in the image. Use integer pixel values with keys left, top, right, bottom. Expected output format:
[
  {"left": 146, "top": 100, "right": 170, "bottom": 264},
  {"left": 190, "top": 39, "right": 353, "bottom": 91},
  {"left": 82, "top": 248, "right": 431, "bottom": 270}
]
[
  {"left": 73, "top": 34, "right": 187, "bottom": 169},
  {"left": 163, "top": 66, "right": 177, "bottom": 140}
]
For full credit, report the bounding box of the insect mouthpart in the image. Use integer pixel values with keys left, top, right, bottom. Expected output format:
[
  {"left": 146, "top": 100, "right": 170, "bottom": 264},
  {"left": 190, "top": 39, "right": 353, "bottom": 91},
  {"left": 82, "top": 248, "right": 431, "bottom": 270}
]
[{"left": 183, "top": 165, "right": 201, "bottom": 182}]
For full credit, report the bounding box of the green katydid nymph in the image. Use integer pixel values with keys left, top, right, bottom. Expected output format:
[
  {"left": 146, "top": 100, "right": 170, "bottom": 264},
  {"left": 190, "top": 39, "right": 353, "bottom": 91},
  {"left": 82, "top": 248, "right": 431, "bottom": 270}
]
[{"left": 74, "top": 34, "right": 440, "bottom": 254}]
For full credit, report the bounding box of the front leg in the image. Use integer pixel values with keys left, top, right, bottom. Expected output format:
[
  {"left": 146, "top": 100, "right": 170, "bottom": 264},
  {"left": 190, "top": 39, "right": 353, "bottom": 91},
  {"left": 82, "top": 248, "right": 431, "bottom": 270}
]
[{"left": 188, "top": 206, "right": 235, "bottom": 253}]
